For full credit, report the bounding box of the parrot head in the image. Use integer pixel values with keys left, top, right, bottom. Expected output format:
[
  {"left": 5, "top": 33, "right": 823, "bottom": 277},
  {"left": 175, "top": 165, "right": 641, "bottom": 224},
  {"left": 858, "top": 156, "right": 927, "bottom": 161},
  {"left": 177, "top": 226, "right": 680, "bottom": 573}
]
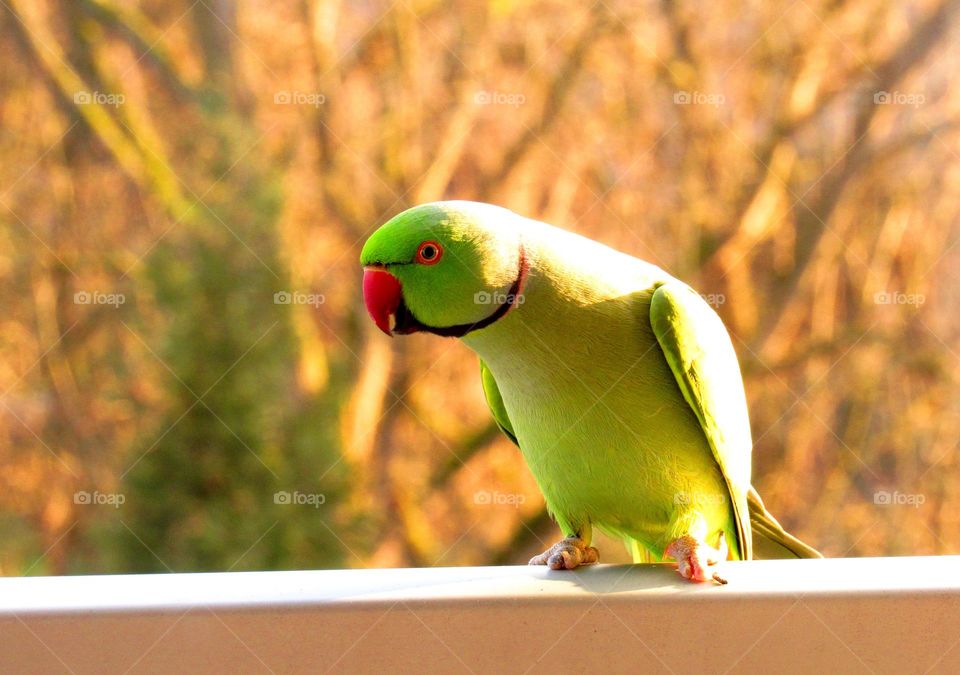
[{"left": 360, "top": 201, "right": 527, "bottom": 337}]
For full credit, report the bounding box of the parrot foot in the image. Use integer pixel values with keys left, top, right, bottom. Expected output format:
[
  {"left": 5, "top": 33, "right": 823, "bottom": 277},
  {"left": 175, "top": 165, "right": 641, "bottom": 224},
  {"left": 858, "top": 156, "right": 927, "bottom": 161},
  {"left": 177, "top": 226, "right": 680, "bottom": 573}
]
[
  {"left": 665, "top": 533, "right": 729, "bottom": 584},
  {"left": 529, "top": 536, "right": 599, "bottom": 570}
]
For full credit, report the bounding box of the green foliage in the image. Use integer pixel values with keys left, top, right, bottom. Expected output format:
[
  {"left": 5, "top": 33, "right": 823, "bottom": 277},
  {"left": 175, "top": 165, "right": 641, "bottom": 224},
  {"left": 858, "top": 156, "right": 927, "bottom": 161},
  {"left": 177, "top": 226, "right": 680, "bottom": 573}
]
[{"left": 109, "top": 165, "right": 347, "bottom": 573}]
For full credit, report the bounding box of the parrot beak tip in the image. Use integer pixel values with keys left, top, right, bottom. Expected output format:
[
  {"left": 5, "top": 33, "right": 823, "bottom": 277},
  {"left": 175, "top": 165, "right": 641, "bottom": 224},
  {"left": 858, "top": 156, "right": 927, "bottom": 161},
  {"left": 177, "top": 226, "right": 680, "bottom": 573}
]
[{"left": 374, "top": 312, "right": 396, "bottom": 337}]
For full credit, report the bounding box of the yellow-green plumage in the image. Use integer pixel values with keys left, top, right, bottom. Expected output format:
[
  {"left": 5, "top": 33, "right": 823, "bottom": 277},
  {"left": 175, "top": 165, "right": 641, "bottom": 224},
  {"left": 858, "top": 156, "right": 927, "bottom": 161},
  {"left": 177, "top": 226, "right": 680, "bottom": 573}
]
[{"left": 360, "top": 201, "right": 820, "bottom": 562}]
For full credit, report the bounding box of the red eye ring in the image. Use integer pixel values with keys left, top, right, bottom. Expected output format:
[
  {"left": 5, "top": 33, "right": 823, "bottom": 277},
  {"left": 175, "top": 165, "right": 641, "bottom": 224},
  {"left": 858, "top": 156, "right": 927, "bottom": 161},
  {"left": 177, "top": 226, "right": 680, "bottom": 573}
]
[{"left": 415, "top": 241, "right": 443, "bottom": 265}]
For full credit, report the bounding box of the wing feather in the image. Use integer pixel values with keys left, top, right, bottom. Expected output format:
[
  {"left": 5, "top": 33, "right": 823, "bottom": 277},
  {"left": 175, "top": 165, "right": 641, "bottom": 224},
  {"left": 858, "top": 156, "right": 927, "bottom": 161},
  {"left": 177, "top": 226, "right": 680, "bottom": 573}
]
[
  {"left": 480, "top": 359, "right": 519, "bottom": 448},
  {"left": 649, "top": 281, "right": 753, "bottom": 560}
]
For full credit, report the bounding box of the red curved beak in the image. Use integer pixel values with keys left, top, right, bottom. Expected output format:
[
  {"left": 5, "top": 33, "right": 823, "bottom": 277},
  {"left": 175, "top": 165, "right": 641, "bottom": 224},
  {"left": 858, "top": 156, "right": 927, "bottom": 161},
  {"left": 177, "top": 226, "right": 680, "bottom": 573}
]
[{"left": 362, "top": 268, "right": 402, "bottom": 336}]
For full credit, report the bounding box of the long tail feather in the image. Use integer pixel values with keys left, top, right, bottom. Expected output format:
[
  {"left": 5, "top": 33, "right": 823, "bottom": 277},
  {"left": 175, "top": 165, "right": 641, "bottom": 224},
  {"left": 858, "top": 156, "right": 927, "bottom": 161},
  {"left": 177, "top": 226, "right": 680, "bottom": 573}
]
[{"left": 748, "top": 486, "right": 823, "bottom": 559}]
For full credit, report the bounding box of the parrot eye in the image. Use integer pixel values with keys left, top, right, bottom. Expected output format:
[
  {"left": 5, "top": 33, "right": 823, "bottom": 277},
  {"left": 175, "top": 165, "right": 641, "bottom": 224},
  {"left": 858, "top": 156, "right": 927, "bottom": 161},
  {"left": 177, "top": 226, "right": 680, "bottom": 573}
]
[{"left": 415, "top": 241, "right": 442, "bottom": 265}]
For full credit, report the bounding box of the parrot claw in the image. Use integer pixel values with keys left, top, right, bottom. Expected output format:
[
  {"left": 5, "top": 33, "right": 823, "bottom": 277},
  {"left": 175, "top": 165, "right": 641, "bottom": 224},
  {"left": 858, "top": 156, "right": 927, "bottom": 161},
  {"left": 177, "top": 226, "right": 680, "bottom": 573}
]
[
  {"left": 665, "top": 533, "right": 729, "bottom": 584},
  {"left": 529, "top": 536, "right": 599, "bottom": 570}
]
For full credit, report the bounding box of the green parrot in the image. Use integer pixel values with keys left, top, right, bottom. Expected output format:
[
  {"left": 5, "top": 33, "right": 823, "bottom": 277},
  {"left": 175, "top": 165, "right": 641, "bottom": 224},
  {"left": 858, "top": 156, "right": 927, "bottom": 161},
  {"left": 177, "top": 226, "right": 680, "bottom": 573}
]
[{"left": 360, "top": 201, "right": 821, "bottom": 582}]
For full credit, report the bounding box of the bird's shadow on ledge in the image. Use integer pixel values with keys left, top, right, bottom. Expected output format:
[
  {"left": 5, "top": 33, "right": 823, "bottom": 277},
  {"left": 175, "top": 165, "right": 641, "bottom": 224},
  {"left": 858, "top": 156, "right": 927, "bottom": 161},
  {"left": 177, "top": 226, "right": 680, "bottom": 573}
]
[
  {"left": 322, "top": 562, "right": 747, "bottom": 604},
  {"left": 538, "top": 562, "right": 724, "bottom": 595}
]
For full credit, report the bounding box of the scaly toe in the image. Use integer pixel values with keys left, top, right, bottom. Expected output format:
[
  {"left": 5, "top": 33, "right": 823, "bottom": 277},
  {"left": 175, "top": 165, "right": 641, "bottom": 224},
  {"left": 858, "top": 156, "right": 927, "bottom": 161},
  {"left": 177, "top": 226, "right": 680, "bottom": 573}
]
[
  {"left": 666, "top": 534, "right": 727, "bottom": 584},
  {"left": 529, "top": 537, "right": 599, "bottom": 570}
]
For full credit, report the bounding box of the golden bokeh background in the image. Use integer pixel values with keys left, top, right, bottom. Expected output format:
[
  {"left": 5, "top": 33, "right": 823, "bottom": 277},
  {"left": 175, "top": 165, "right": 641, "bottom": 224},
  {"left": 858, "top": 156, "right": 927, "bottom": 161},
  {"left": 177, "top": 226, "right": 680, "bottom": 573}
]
[{"left": 2, "top": 0, "right": 959, "bottom": 573}]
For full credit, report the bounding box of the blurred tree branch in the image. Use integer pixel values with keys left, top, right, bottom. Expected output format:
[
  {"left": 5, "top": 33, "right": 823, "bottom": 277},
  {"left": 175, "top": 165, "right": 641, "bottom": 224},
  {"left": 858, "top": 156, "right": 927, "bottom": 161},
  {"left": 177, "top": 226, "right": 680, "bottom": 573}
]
[
  {"left": 79, "top": 0, "right": 197, "bottom": 104},
  {"left": 753, "top": 0, "right": 960, "bottom": 352},
  {"left": 6, "top": 0, "right": 189, "bottom": 217},
  {"left": 477, "top": 4, "right": 613, "bottom": 199}
]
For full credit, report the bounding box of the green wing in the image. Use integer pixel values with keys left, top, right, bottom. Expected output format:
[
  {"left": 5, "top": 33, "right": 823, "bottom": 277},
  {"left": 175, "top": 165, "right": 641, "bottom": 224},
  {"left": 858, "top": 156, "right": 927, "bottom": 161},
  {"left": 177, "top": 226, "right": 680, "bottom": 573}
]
[
  {"left": 649, "top": 281, "right": 753, "bottom": 560},
  {"left": 480, "top": 359, "right": 519, "bottom": 447}
]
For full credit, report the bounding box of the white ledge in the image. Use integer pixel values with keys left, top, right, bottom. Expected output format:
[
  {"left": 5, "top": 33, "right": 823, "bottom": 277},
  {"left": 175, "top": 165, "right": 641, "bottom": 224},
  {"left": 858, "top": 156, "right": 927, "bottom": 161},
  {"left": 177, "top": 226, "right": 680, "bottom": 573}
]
[{"left": 2, "top": 557, "right": 959, "bottom": 673}]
